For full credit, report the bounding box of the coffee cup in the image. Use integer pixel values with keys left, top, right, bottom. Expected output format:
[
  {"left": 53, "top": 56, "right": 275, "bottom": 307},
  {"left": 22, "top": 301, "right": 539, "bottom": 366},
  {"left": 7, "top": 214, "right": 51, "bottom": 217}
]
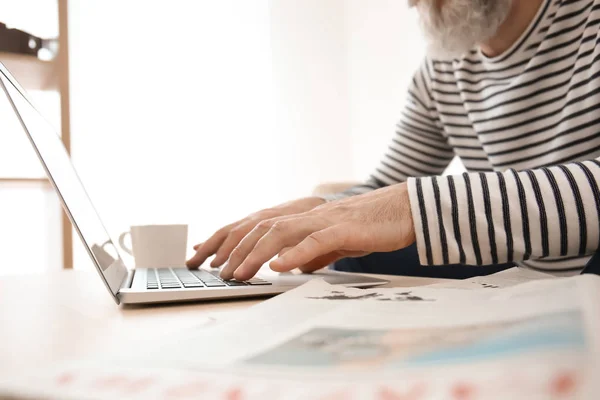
[{"left": 117, "top": 224, "right": 188, "bottom": 268}]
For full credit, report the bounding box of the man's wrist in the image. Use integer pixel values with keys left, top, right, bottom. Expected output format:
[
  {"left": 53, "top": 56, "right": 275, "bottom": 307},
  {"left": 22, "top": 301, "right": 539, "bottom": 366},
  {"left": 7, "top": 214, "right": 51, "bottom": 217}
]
[{"left": 400, "top": 182, "right": 417, "bottom": 246}]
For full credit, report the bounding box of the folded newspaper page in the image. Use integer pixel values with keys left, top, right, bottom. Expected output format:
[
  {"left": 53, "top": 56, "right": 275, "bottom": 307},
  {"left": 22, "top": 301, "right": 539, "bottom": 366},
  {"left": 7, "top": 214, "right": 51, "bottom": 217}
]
[{"left": 2, "top": 270, "right": 599, "bottom": 400}]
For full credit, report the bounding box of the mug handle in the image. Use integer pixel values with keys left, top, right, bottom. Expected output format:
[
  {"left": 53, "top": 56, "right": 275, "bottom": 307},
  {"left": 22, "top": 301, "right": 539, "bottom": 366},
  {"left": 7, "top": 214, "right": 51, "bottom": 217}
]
[{"left": 118, "top": 231, "right": 134, "bottom": 256}]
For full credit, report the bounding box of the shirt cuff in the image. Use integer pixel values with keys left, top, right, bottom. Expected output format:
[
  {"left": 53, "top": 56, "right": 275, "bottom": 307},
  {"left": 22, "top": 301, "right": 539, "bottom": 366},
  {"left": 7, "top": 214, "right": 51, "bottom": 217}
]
[{"left": 407, "top": 177, "right": 440, "bottom": 266}]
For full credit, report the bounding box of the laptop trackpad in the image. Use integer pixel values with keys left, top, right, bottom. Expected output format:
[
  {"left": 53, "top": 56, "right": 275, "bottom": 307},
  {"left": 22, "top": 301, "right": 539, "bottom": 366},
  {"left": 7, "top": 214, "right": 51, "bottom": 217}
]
[{"left": 262, "top": 270, "right": 388, "bottom": 288}]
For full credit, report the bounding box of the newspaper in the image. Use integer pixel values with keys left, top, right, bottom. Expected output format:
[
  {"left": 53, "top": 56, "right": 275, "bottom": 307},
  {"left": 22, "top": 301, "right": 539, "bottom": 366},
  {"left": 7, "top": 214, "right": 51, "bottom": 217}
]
[
  {"left": 426, "top": 266, "right": 555, "bottom": 289},
  {"left": 1, "top": 270, "right": 599, "bottom": 399}
]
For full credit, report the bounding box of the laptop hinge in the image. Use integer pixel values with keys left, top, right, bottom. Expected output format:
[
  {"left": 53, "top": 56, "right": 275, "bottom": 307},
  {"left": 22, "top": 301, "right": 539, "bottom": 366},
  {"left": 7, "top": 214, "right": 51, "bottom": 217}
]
[{"left": 119, "top": 269, "right": 135, "bottom": 292}]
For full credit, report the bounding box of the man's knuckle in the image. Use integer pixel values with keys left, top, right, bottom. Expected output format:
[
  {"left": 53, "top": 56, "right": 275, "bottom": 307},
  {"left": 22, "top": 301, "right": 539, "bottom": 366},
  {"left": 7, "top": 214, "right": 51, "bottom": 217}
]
[
  {"left": 332, "top": 203, "right": 351, "bottom": 213},
  {"left": 256, "top": 219, "right": 274, "bottom": 231},
  {"left": 271, "top": 220, "right": 288, "bottom": 233},
  {"left": 307, "top": 232, "right": 325, "bottom": 246},
  {"left": 248, "top": 213, "right": 262, "bottom": 222},
  {"left": 229, "top": 226, "right": 246, "bottom": 238}
]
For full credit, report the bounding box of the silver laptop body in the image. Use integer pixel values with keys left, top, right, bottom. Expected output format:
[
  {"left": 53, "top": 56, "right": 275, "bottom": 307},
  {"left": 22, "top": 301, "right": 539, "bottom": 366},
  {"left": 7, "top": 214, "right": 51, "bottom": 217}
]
[{"left": 0, "top": 62, "right": 388, "bottom": 305}]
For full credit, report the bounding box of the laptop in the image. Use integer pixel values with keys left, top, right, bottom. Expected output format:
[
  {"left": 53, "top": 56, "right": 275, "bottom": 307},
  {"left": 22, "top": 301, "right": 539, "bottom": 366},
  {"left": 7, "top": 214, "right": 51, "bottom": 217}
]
[{"left": 0, "top": 62, "right": 388, "bottom": 305}]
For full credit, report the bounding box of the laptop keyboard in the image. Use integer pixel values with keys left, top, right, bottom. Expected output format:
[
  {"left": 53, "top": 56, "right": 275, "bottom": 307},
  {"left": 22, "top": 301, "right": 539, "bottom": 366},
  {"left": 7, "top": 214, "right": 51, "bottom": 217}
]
[{"left": 146, "top": 268, "right": 272, "bottom": 290}]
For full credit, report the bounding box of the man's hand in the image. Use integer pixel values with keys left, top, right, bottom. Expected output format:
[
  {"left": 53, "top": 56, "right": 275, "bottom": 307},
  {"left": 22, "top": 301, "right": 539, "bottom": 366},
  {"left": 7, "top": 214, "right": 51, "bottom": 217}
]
[
  {"left": 219, "top": 182, "right": 416, "bottom": 281},
  {"left": 186, "top": 196, "right": 326, "bottom": 269}
]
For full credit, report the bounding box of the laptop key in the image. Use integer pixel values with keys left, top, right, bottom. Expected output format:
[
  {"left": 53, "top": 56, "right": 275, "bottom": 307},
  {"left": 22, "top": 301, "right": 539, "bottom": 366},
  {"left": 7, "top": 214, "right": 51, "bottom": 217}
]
[
  {"left": 204, "top": 282, "right": 227, "bottom": 287},
  {"left": 247, "top": 281, "right": 273, "bottom": 286},
  {"left": 225, "top": 281, "right": 248, "bottom": 287},
  {"left": 247, "top": 278, "right": 267, "bottom": 282},
  {"left": 183, "top": 283, "right": 205, "bottom": 288}
]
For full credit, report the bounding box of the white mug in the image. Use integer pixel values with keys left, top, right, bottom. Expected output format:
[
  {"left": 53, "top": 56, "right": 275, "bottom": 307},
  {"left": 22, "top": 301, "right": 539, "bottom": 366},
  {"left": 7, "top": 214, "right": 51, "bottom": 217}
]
[{"left": 118, "top": 224, "right": 188, "bottom": 268}]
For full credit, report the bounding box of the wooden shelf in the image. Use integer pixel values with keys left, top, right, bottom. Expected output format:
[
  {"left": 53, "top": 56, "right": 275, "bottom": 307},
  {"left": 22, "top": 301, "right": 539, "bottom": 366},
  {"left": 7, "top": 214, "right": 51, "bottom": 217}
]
[
  {"left": 1, "top": 0, "right": 73, "bottom": 269},
  {"left": 0, "top": 52, "right": 58, "bottom": 91}
]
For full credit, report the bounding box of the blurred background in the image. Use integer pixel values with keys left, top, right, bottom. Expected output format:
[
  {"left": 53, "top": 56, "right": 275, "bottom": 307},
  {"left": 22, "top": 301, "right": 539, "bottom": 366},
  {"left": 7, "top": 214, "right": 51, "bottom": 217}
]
[{"left": 0, "top": 0, "right": 462, "bottom": 274}]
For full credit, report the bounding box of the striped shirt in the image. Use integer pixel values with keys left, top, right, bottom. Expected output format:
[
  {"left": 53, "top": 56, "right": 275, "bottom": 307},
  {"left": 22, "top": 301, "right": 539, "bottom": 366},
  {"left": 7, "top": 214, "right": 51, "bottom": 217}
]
[{"left": 333, "top": 0, "right": 600, "bottom": 275}]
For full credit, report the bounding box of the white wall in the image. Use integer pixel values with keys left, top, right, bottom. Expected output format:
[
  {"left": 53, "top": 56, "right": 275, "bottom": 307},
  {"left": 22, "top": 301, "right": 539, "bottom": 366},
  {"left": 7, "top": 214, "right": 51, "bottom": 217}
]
[
  {"left": 269, "top": 0, "right": 427, "bottom": 186},
  {"left": 69, "top": 0, "right": 278, "bottom": 268},
  {"left": 346, "top": 0, "right": 425, "bottom": 178},
  {"left": 270, "top": 0, "right": 463, "bottom": 187},
  {"left": 269, "top": 0, "right": 353, "bottom": 198}
]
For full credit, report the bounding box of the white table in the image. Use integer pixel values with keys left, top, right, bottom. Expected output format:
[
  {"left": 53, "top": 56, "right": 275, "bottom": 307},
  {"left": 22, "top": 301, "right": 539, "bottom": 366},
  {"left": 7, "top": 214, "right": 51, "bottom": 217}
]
[{"left": 0, "top": 270, "right": 448, "bottom": 377}]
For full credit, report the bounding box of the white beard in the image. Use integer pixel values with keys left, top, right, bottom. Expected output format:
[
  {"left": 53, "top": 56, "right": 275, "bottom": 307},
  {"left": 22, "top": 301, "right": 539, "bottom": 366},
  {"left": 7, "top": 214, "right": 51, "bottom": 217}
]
[{"left": 413, "top": 0, "right": 513, "bottom": 59}]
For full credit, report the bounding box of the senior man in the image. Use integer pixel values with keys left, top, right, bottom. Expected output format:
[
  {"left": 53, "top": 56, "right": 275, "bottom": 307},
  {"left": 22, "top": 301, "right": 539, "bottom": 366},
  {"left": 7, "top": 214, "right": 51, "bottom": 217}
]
[{"left": 188, "top": 0, "right": 600, "bottom": 281}]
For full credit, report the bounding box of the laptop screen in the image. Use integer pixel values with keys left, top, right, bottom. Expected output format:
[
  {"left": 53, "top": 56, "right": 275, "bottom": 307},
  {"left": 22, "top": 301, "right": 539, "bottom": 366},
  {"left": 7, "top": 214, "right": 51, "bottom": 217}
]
[{"left": 0, "top": 63, "right": 127, "bottom": 303}]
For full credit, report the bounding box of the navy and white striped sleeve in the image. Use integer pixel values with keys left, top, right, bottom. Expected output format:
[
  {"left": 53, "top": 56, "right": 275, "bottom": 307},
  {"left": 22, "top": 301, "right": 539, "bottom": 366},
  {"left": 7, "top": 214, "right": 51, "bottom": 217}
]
[
  {"left": 407, "top": 161, "right": 600, "bottom": 266},
  {"left": 324, "top": 61, "right": 455, "bottom": 201}
]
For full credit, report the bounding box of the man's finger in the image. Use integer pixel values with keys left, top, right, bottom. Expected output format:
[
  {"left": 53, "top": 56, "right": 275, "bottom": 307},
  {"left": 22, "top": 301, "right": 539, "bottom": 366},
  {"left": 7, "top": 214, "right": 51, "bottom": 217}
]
[
  {"left": 210, "top": 221, "right": 256, "bottom": 268},
  {"left": 186, "top": 225, "right": 235, "bottom": 269},
  {"left": 231, "top": 218, "right": 324, "bottom": 281},
  {"left": 220, "top": 218, "right": 278, "bottom": 279},
  {"left": 297, "top": 252, "right": 343, "bottom": 273},
  {"left": 192, "top": 243, "right": 203, "bottom": 251},
  {"left": 270, "top": 226, "right": 345, "bottom": 272},
  {"left": 279, "top": 247, "right": 293, "bottom": 256}
]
